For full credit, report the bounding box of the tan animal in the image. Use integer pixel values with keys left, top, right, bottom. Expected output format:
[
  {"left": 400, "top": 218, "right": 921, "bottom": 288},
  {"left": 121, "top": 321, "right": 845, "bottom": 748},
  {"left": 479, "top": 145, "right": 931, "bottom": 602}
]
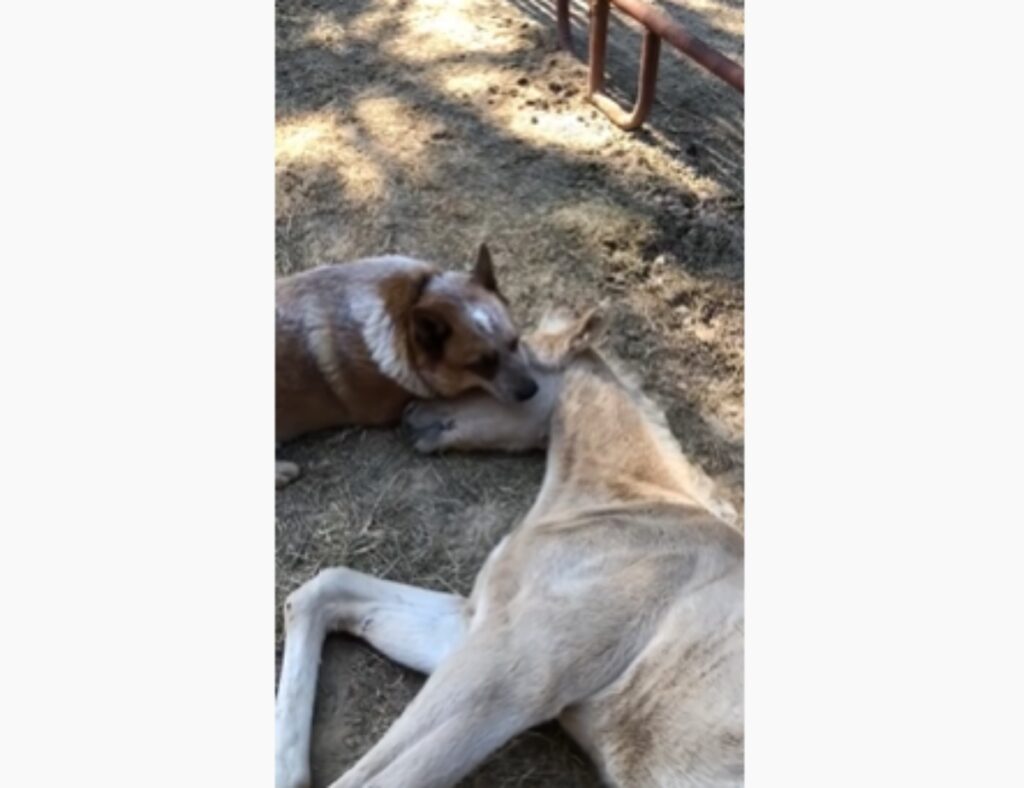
[
  {"left": 274, "top": 309, "right": 744, "bottom": 788},
  {"left": 275, "top": 245, "right": 537, "bottom": 486}
]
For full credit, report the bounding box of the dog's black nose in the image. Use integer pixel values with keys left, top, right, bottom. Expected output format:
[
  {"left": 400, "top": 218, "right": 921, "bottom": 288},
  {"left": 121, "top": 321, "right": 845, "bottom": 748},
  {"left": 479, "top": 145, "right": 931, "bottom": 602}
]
[{"left": 515, "top": 379, "right": 539, "bottom": 401}]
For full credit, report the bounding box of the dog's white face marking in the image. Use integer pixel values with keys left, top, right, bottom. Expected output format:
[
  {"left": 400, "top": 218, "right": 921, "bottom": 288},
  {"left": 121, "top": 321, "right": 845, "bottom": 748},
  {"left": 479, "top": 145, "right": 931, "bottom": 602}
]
[{"left": 470, "top": 305, "right": 495, "bottom": 334}]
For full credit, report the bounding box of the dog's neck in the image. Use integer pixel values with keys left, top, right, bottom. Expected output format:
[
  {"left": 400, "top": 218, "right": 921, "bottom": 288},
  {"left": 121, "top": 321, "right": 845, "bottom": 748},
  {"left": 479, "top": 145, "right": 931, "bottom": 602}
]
[{"left": 349, "top": 272, "right": 434, "bottom": 399}]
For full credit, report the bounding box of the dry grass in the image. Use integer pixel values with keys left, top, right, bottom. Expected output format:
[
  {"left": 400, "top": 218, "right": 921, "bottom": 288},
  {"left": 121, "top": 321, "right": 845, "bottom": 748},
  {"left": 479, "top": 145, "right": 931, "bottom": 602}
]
[{"left": 276, "top": 0, "right": 743, "bottom": 785}]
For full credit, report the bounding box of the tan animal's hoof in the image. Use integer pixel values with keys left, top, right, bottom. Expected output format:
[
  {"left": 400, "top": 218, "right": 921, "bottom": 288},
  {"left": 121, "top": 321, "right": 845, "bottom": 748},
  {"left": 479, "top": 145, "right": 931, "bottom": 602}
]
[
  {"left": 402, "top": 401, "right": 454, "bottom": 454},
  {"left": 276, "top": 460, "right": 301, "bottom": 488}
]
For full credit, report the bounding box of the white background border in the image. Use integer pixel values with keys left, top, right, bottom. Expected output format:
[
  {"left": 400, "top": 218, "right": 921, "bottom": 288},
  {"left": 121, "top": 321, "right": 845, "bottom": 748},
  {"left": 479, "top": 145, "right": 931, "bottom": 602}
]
[{"left": 1, "top": 1, "right": 1022, "bottom": 785}]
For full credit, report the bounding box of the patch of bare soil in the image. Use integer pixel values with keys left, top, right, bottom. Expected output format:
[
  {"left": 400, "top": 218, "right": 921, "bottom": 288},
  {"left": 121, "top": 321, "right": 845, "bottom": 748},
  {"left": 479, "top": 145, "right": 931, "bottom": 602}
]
[{"left": 276, "top": 0, "right": 743, "bottom": 785}]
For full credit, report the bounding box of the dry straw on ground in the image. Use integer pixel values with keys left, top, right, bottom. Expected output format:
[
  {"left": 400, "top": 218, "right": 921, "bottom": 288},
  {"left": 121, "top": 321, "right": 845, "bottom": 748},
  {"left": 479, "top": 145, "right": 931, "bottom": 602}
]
[{"left": 276, "top": 0, "right": 744, "bottom": 784}]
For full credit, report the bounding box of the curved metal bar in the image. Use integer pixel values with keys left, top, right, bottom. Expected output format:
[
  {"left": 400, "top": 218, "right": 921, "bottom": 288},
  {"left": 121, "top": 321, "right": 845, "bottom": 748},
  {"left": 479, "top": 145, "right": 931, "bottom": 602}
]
[
  {"left": 565, "top": 0, "right": 744, "bottom": 129},
  {"left": 587, "top": 0, "right": 611, "bottom": 95},
  {"left": 589, "top": 13, "right": 659, "bottom": 129},
  {"left": 608, "top": 0, "right": 744, "bottom": 93}
]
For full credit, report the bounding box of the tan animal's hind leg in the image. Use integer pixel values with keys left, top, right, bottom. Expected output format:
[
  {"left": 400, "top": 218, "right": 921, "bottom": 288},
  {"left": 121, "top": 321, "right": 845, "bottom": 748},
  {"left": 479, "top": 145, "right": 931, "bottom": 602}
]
[
  {"left": 276, "top": 460, "right": 301, "bottom": 488},
  {"left": 275, "top": 568, "right": 469, "bottom": 788},
  {"left": 327, "top": 632, "right": 552, "bottom": 788}
]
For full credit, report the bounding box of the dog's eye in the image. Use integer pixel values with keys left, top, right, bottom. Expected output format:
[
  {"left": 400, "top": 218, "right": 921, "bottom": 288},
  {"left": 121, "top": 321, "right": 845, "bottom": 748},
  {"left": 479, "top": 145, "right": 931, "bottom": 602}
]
[
  {"left": 467, "top": 353, "right": 499, "bottom": 379},
  {"left": 508, "top": 337, "right": 519, "bottom": 353}
]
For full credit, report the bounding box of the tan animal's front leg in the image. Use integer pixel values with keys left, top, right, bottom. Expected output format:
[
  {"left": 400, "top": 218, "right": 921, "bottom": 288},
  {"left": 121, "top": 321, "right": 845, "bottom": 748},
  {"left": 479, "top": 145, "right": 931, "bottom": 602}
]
[
  {"left": 275, "top": 568, "right": 469, "bottom": 788},
  {"left": 327, "top": 632, "right": 552, "bottom": 788}
]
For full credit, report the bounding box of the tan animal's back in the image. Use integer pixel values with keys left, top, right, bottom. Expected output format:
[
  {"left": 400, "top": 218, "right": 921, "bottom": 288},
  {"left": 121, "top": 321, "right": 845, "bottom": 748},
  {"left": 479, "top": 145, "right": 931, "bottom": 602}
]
[
  {"left": 556, "top": 511, "right": 743, "bottom": 787},
  {"left": 461, "top": 342, "right": 744, "bottom": 786},
  {"left": 468, "top": 497, "right": 743, "bottom": 786}
]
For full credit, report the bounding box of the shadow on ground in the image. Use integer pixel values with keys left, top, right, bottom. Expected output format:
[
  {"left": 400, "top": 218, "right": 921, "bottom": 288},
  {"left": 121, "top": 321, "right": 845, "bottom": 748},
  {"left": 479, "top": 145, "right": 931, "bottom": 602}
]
[{"left": 276, "top": 0, "right": 743, "bottom": 785}]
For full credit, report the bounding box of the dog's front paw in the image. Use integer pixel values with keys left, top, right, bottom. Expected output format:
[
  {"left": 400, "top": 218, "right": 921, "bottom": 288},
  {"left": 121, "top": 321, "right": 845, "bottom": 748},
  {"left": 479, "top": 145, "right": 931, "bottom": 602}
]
[
  {"left": 276, "top": 460, "right": 301, "bottom": 488},
  {"left": 402, "top": 401, "right": 455, "bottom": 454}
]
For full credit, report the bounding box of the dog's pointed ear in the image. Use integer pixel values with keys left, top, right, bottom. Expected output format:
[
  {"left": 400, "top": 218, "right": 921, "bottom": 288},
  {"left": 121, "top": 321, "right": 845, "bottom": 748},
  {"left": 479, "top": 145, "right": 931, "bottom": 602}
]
[
  {"left": 567, "top": 307, "right": 607, "bottom": 353},
  {"left": 471, "top": 243, "right": 501, "bottom": 296},
  {"left": 411, "top": 306, "right": 451, "bottom": 360}
]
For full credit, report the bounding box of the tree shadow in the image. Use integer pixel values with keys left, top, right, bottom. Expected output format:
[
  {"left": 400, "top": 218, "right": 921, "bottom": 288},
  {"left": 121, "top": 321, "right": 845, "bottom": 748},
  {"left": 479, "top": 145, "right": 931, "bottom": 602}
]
[
  {"left": 276, "top": 0, "right": 743, "bottom": 277},
  {"left": 275, "top": 0, "right": 744, "bottom": 785},
  {"left": 506, "top": 0, "right": 744, "bottom": 192},
  {"left": 275, "top": 0, "right": 745, "bottom": 583}
]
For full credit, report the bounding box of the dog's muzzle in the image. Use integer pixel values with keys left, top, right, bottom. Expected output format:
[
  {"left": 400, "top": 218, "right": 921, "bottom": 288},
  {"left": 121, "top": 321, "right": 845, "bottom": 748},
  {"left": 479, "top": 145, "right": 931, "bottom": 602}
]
[{"left": 514, "top": 378, "right": 539, "bottom": 402}]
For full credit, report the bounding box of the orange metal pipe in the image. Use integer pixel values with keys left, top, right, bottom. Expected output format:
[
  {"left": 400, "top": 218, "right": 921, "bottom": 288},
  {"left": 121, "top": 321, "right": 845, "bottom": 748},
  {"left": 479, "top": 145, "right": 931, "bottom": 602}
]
[{"left": 606, "top": 0, "right": 744, "bottom": 92}]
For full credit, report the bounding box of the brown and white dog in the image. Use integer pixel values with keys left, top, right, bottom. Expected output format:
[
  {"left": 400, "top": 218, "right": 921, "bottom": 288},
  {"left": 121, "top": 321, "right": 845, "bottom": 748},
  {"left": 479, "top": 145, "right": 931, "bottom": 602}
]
[{"left": 276, "top": 245, "right": 537, "bottom": 486}]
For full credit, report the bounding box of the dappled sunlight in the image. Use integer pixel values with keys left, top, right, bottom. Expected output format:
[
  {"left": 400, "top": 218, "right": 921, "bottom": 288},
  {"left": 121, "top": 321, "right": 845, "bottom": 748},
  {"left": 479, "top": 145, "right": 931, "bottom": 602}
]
[
  {"left": 640, "top": 127, "right": 733, "bottom": 200},
  {"left": 435, "top": 63, "right": 618, "bottom": 151},
  {"left": 345, "top": 2, "right": 398, "bottom": 40},
  {"left": 352, "top": 93, "right": 443, "bottom": 172},
  {"left": 499, "top": 103, "right": 728, "bottom": 200},
  {"left": 302, "top": 13, "right": 347, "bottom": 51},
  {"left": 506, "top": 105, "right": 619, "bottom": 150},
  {"left": 275, "top": 0, "right": 745, "bottom": 502},
  {"left": 439, "top": 68, "right": 503, "bottom": 97},
  {"left": 387, "top": 0, "right": 529, "bottom": 62},
  {"left": 275, "top": 114, "right": 339, "bottom": 161},
  {"left": 280, "top": 0, "right": 739, "bottom": 200},
  {"left": 275, "top": 112, "right": 388, "bottom": 203},
  {"left": 277, "top": 6, "right": 747, "bottom": 771}
]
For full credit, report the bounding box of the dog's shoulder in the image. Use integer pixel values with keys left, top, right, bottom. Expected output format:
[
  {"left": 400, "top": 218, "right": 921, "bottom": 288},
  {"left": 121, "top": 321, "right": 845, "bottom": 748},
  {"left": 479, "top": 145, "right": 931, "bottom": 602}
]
[{"left": 346, "top": 257, "right": 435, "bottom": 397}]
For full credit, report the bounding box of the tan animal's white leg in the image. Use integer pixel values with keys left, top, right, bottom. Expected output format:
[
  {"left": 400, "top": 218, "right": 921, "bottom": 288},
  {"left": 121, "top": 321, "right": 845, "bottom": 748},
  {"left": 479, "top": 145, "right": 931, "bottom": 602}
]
[
  {"left": 276, "top": 460, "right": 301, "bottom": 488},
  {"left": 275, "top": 568, "right": 469, "bottom": 788},
  {"left": 327, "top": 633, "right": 551, "bottom": 788}
]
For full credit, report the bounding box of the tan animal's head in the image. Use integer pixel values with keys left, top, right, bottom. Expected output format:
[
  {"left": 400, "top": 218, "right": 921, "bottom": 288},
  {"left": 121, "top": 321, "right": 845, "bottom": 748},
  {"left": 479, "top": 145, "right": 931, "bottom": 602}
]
[
  {"left": 407, "top": 244, "right": 538, "bottom": 403},
  {"left": 524, "top": 306, "right": 608, "bottom": 369}
]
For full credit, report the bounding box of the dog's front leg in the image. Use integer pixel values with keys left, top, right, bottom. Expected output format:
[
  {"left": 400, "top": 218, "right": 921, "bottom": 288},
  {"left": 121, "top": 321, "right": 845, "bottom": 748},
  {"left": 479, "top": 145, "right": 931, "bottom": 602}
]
[
  {"left": 402, "top": 380, "right": 555, "bottom": 454},
  {"left": 276, "top": 460, "right": 301, "bottom": 488},
  {"left": 275, "top": 568, "right": 469, "bottom": 788},
  {"left": 276, "top": 440, "right": 301, "bottom": 488}
]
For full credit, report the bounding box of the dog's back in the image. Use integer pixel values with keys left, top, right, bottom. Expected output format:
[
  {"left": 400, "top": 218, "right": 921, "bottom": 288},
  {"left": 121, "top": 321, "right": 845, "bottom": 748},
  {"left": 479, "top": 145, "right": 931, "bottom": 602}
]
[{"left": 276, "top": 257, "right": 432, "bottom": 440}]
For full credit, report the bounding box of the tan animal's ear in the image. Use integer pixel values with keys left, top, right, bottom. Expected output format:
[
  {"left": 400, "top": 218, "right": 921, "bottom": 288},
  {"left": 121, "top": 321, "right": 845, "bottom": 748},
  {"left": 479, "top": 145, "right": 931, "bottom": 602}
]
[
  {"left": 411, "top": 306, "right": 451, "bottom": 360},
  {"left": 567, "top": 307, "right": 607, "bottom": 353},
  {"left": 471, "top": 243, "right": 502, "bottom": 296}
]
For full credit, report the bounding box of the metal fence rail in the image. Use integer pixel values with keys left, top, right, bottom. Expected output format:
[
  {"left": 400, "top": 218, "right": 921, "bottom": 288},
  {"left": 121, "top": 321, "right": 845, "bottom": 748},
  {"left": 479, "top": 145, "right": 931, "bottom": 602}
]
[{"left": 557, "top": 0, "right": 744, "bottom": 130}]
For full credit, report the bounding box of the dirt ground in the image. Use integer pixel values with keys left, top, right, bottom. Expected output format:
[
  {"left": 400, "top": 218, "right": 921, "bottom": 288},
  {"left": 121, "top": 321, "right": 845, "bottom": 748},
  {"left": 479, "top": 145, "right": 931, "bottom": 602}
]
[{"left": 275, "top": 0, "right": 743, "bottom": 785}]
